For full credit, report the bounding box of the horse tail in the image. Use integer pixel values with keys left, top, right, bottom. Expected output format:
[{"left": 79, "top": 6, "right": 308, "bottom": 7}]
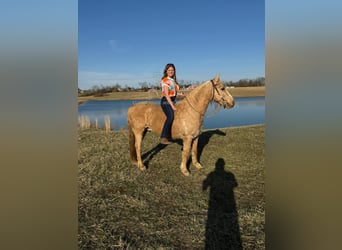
[{"left": 128, "top": 122, "right": 137, "bottom": 162}]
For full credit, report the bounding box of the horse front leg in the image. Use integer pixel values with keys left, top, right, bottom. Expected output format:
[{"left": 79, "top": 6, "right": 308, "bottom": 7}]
[
  {"left": 180, "top": 136, "right": 192, "bottom": 176},
  {"left": 191, "top": 136, "right": 202, "bottom": 169}
]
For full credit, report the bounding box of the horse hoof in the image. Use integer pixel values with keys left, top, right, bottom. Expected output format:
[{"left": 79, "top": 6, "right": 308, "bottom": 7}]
[
  {"left": 137, "top": 164, "right": 146, "bottom": 171},
  {"left": 139, "top": 166, "right": 146, "bottom": 171},
  {"left": 181, "top": 168, "right": 190, "bottom": 176},
  {"left": 194, "top": 163, "right": 203, "bottom": 169}
]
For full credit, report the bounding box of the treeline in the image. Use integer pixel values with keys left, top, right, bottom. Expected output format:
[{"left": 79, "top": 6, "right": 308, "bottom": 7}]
[
  {"left": 78, "top": 84, "right": 133, "bottom": 97},
  {"left": 224, "top": 77, "right": 265, "bottom": 87},
  {"left": 78, "top": 77, "right": 265, "bottom": 97}
]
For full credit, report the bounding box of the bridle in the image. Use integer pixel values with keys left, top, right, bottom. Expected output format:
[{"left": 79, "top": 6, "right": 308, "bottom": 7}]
[
  {"left": 211, "top": 79, "right": 222, "bottom": 99},
  {"left": 185, "top": 79, "right": 220, "bottom": 116}
]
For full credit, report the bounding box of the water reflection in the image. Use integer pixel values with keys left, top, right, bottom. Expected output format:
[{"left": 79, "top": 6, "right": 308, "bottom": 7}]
[{"left": 78, "top": 97, "right": 265, "bottom": 130}]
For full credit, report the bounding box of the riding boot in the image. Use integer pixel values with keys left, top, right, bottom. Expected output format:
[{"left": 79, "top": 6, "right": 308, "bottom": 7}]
[{"left": 160, "top": 138, "right": 172, "bottom": 145}]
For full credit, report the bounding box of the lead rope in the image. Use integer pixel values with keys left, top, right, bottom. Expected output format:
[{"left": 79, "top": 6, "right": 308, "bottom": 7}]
[{"left": 185, "top": 96, "right": 205, "bottom": 117}]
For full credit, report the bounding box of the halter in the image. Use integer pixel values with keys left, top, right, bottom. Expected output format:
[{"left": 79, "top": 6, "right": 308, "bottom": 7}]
[
  {"left": 185, "top": 79, "right": 219, "bottom": 116},
  {"left": 210, "top": 79, "right": 221, "bottom": 99}
]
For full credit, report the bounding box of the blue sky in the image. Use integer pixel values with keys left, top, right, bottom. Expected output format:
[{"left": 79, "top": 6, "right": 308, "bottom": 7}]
[{"left": 78, "top": 0, "right": 264, "bottom": 89}]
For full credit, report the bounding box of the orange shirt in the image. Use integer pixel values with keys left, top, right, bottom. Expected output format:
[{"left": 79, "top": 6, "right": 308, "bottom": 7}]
[{"left": 161, "top": 77, "right": 179, "bottom": 97}]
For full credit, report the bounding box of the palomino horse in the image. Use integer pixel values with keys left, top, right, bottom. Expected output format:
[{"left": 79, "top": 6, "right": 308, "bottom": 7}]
[{"left": 127, "top": 74, "right": 235, "bottom": 176}]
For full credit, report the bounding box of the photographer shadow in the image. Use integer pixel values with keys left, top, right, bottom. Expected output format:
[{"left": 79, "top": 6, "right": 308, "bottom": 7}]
[{"left": 202, "top": 158, "right": 242, "bottom": 250}]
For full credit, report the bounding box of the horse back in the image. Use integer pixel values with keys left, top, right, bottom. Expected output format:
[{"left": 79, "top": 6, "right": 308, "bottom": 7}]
[{"left": 127, "top": 102, "right": 165, "bottom": 135}]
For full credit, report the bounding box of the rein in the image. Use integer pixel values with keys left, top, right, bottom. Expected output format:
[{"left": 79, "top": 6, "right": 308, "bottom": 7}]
[
  {"left": 185, "top": 96, "right": 205, "bottom": 116},
  {"left": 184, "top": 80, "right": 218, "bottom": 116}
]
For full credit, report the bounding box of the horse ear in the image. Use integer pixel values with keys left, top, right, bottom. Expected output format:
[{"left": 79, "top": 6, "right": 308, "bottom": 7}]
[{"left": 214, "top": 74, "right": 220, "bottom": 82}]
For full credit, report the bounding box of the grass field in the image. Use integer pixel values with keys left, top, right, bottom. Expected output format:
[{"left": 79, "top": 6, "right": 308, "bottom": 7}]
[
  {"left": 78, "top": 125, "right": 265, "bottom": 249},
  {"left": 78, "top": 86, "right": 265, "bottom": 104}
]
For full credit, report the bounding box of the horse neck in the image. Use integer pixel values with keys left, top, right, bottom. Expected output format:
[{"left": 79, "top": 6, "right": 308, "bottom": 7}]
[{"left": 186, "top": 81, "right": 213, "bottom": 115}]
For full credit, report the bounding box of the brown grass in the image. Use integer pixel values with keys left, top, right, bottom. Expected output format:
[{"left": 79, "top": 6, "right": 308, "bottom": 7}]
[
  {"left": 228, "top": 86, "right": 265, "bottom": 97},
  {"left": 79, "top": 115, "right": 91, "bottom": 129},
  {"left": 104, "top": 115, "right": 111, "bottom": 132},
  {"left": 78, "top": 86, "right": 265, "bottom": 104},
  {"left": 78, "top": 125, "right": 265, "bottom": 249}
]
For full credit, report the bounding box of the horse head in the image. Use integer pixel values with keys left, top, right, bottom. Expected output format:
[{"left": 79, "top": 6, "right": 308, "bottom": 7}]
[{"left": 211, "top": 74, "right": 235, "bottom": 108}]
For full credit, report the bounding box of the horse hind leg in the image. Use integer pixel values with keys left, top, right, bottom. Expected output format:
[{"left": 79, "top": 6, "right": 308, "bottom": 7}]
[
  {"left": 128, "top": 123, "right": 146, "bottom": 170},
  {"left": 128, "top": 123, "right": 137, "bottom": 164},
  {"left": 134, "top": 130, "right": 146, "bottom": 171}
]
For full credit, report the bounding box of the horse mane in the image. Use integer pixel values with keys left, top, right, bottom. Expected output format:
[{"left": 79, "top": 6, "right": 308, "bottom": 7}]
[
  {"left": 179, "top": 80, "right": 211, "bottom": 101},
  {"left": 177, "top": 80, "right": 213, "bottom": 115}
]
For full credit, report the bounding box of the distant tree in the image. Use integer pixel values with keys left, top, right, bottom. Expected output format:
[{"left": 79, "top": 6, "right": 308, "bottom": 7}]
[
  {"left": 178, "top": 79, "right": 185, "bottom": 89},
  {"left": 138, "top": 81, "right": 149, "bottom": 91},
  {"left": 123, "top": 84, "right": 131, "bottom": 92},
  {"left": 255, "top": 77, "right": 265, "bottom": 86},
  {"left": 225, "top": 77, "right": 265, "bottom": 87}
]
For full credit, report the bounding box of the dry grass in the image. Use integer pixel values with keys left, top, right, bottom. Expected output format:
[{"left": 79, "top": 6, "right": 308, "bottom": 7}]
[
  {"left": 78, "top": 125, "right": 265, "bottom": 249},
  {"left": 228, "top": 86, "right": 265, "bottom": 97},
  {"left": 79, "top": 115, "right": 91, "bottom": 129},
  {"left": 79, "top": 115, "right": 113, "bottom": 131},
  {"left": 104, "top": 115, "right": 111, "bottom": 132},
  {"left": 78, "top": 86, "right": 265, "bottom": 104}
]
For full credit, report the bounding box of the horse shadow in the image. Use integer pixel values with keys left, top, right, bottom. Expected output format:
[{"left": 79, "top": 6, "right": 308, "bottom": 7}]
[
  {"left": 141, "top": 129, "right": 226, "bottom": 168},
  {"left": 186, "top": 128, "right": 226, "bottom": 169},
  {"left": 197, "top": 129, "right": 226, "bottom": 160},
  {"left": 202, "top": 158, "right": 242, "bottom": 249},
  {"left": 141, "top": 142, "right": 167, "bottom": 169}
]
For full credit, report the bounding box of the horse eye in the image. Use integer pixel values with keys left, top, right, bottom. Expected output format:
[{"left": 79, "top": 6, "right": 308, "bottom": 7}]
[{"left": 221, "top": 87, "right": 225, "bottom": 91}]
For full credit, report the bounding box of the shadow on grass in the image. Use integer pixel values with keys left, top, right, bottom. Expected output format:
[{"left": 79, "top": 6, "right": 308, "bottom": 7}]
[
  {"left": 202, "top": 158, "right": 242, "bottom": 250},
  {"left": 141, "top": 129, "right": 226, "bottom": 169},
  {"left": 141, "top": 143, "right": 167, "bottom": 168},
  {"left": 197, "top": 129, "right": 226, "bottom": 160}
]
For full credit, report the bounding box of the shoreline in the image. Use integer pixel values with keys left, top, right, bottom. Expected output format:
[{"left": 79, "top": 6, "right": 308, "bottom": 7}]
[{"left": 78, "top": 86, "right": 265, "bottom": 105}]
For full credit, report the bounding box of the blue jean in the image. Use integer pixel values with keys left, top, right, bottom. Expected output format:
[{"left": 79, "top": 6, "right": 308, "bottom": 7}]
[{"left": 160, "top": 96, "right": 175, "bottom": 139}]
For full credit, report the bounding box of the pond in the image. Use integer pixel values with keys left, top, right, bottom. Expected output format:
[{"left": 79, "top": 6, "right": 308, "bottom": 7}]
[{"left": 78, "top": 97, "right": 265, "bottom": 130}]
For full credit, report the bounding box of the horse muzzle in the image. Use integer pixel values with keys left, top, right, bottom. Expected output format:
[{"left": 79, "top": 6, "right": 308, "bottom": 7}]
[{"left": 222, "top": 99, "right": 235, "bottom": 109}]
